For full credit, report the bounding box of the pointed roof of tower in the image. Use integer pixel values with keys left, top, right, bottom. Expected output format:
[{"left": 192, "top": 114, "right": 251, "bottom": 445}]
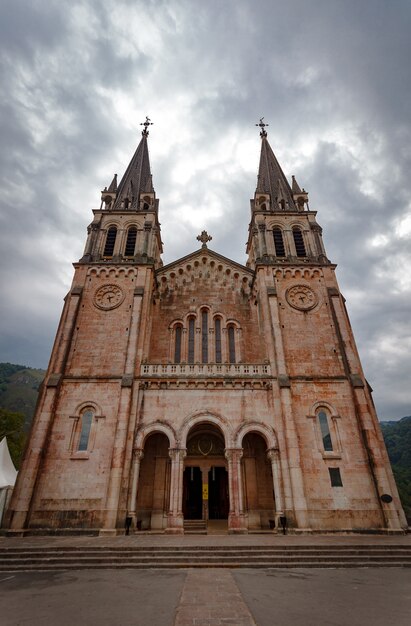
[
  {"left": 113, "top": 126, "right": 154, "bottom": 210},
  {"left": 256, "top": 132, "right": 296, "bottom": 211},
  {"left": 291, "top": 174, "right": 302, "bottom": 194},
  {"left": 107, "top": 173, "right": 118, "bottom": 193}
]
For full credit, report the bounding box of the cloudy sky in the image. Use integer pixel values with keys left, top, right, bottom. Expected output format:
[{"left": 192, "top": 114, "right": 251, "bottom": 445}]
[{"left": 0, "top": 0, "right": 410, "bottom": 420}]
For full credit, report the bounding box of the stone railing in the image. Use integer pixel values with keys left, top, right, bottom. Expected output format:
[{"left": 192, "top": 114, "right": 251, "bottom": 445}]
[{"left": 140, "top": 363, "right": 271, "bottom": 378}]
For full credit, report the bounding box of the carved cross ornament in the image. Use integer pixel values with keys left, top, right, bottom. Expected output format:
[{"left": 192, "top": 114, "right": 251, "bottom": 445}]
[
  {"left": 140, "top": 116, "right": 153, "bottom": 136},
  {"left": 197, "top": 230, "right": 212, "bottom": 248},
  {"left": 255, "top": 117, "right": 269, "bottom": 137}
]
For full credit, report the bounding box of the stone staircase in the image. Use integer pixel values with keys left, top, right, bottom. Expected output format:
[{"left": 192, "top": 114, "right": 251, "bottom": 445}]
[
  {"left": 1, "top": 544, "right": 411, "bottom": 571},
  {"left": 183, "top": 520, "right": 207, "bottom": 534}
]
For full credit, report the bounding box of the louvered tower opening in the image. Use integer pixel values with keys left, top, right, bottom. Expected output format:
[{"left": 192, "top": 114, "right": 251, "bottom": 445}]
[
  {"left": 103, "top": 227, "right": 117, "bottom": 257},
  {"left": 124, "top": 227, "right": 137, "bottom": 257},
  {"left": 293, "top": 228, "right": 306, "bottom": 257},
  {"left": 273, "top": 228, "right": 286, "bottom": 257}
]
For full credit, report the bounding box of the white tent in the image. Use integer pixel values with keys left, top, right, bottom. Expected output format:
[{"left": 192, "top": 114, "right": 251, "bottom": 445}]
[
  {"left": 0, "top": 437, "right": 17, "bottom": 527},
  {"left": 0, "top": 437, "right": 17, "bottom": 488}
]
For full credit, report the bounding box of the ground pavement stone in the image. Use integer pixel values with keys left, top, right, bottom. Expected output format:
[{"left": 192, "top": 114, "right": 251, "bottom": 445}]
[{"left": 174, "top": 569, "right": 257, "bottom": 626}]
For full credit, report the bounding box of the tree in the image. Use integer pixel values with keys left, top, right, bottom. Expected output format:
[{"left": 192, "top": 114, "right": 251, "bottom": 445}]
[{"left": 0, "top": 408, "right": 26, "bottom": 468}]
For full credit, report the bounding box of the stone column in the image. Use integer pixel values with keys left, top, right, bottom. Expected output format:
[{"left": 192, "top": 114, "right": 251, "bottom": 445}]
[
  {"left": 258, "top": 223, "right": 267, "bottom": 256},
  {"left": 127, "top": 449, "right": 144, "bottom": 527},
  {"left": 267, "top": 448, "right": 284, "bottom": 527},
  {"left": 225, "top": 449, "right": 247, "bottom": 533},
  {"left": 166, "top": 448, "right": 186, "bottom": 534}
]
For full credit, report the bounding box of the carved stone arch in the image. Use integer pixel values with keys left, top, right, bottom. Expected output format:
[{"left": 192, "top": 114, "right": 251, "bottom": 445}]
[
  {"left": 184, "top": 311, "right": 197, "bottom": 323},
  {"left": 123, "top": 218, "right": 142, "bottom": 229},
  {"left": 309, "top": 400, "right": 339, "bottom": 419},
  {"left": 135, "top": 421, "right": 177, "bottom": 449},
  {"left": 198, "top": 303, "right": 212, "bottom": 314},
  {"left": 74, "top": 400, "right": 103, "bottom": 416},
  {"left": 226, "top": 318, "right": 241, "bottom": 329},
  {"left": 179, "top": 410, "right": 233, "bottom": 448},
  {"left": 234, "top": 421, "right": 279, "bottom": 450},
  {"left": 169, "top": 318, "right": 184, "bottom": 330},
  {"left": 267, "top": 220, "right": 286, "bottom": 231},
  {"left": 289, "top": 220, "right": 305, "bottom": 230},
  {"left": 212, "top": 311, "right": 226, "bottom": 323}
]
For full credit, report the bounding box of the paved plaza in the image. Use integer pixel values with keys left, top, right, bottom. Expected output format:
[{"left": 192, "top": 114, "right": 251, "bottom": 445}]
[{"left": 0, "top": 534, "right": 410, "bottom": 625}]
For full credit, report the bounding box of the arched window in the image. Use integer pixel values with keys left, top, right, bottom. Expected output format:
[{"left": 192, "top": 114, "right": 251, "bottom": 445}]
[
  {"left": 174, "top": 325, "right": 182, "bottom": 364},
  {"left": 215, "top": 318, "right": 222, "bottom": 363},
  {"left": 78, "top": 409, "right": 93, "bottom": 451},
  {"left": 103, "top": 226, "right": 117, "bottom": 257},
  {"left": 124, "top": 226, "right": 137, "bottom": 257},
  {"left": 201, "top": 310, "right": 208, "bottom": 363},
  {"left": 228, "top": 325, "right": 236, "bottom": 364},
  {"left": 293, "top": 227, "right": 306, "bottom": 257},
  {"left": 188, "top": 317, "right": 195, "bottom": 364},
  {"left": 273, "top": 227, "right": 286, "bottom": 257},
  {"left": 318, "top": 410, "right": 333, "bottom": 451}
]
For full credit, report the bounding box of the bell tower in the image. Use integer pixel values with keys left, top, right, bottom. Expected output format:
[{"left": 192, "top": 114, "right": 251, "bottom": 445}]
[
  {"left": 6, "top": 119, "right": 163, "bottom": 534},
  {"left": 247, "top": 118, "right": 327, "bottom": 268}
]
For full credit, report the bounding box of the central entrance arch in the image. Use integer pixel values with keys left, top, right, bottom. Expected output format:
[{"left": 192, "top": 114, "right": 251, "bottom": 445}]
[{"left": 183, "top": 423, "right": 228, "bottom": 522}]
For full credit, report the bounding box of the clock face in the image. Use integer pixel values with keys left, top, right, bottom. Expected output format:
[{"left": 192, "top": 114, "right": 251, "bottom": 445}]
[
  {"left": 286, "top": 284, "right": 318, "bottom": 311},
  {"left": 94, "top": 284, "right": 125, "bottom": 310}
]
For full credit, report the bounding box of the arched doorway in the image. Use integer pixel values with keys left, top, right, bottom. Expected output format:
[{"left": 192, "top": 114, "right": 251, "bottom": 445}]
[
  {"left": 183, "top": 423, "right": 229, "bottom": 523},
  {"left": 242, "top": 432, "right": 276, "bottom": 530},
  {"left": 136, "top": 433, "right": 170, "bottom": 530}
]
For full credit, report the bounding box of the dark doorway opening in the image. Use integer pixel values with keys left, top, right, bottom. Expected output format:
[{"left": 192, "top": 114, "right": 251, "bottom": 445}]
[
  {"left": 183, "top": 466, "right": 202, "bottom": 519},
  {"left": 208, "top": 467, "right": 229, "bottom": 519}
]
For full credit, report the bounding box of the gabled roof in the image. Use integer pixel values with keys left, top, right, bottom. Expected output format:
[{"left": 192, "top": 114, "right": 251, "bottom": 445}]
[
  {"left": 156, "top": 246, "right": 253, "bottom": 277},
  {"left": 256, "top": 135, "right": 296, "bottom": 211},
  {"left": 113, "top": 132, "right": 154, "bottom": 210}
]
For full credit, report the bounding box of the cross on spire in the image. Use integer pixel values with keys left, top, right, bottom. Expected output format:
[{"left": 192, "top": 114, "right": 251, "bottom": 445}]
[
  {"left": 255, "top": 117, "right": 269, "bottom": 138},
  {"left": 140, "top": 116, "right": 153, "bottom": 136},
  {"left": 197, "top": 230, "right": 212, "bottom": 249}
]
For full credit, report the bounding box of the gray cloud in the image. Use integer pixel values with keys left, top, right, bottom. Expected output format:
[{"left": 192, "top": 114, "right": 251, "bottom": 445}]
[{"left": 0, "top": 0, "right": 410, "bottom": 420}]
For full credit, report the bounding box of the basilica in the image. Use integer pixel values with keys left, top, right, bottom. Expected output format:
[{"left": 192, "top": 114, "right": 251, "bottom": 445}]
[{"left": 6, "top": 119, "right": 406, "bottom": 535}]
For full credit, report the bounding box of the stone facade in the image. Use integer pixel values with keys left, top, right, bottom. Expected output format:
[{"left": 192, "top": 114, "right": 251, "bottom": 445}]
[{"left": 5, "top": 123, "right": 407, "bottom": 535}]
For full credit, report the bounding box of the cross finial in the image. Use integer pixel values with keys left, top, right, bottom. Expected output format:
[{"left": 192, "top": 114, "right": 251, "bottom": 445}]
[
  {"left": 140, "top": 116, "right": 153, "bottom": 136},
  {"left": 196, "top": 230, "right": 212, "bottom": 249},
  {"left": 255, "top": 117, "right": 268, "bottom": 138}
]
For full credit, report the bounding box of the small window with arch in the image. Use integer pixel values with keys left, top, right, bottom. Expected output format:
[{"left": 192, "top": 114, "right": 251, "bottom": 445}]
[
  {"left": 201, "top": 309, "right": 209, "bottom": 364},
  {"left": 188, "top": 317, "right": 195, "bottom": 364},
  {"left": 317, "top": 409, "right": 333, "bottom": 452},
  {"left": 78, "top": 408, "right": 94, "bottom": 452},
  {"left": 174, "top": 324, "right": 183, "bottom": 364},
  {"left": 103, "top": 226, "right": 117, "bottom": 257},
  {"left": 228, "top": 325, "right": 236, "bottom": 364},
  {"left": 215, "top": 317, "right": 222, "bottom": 363}
]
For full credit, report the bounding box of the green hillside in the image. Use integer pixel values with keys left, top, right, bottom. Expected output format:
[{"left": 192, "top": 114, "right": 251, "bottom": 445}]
[
  {"left": 0, "top": 362, "right": 45, "bottom": 429},
  {"left": 380, "top": 416, "right": 411, "bottom": 519}
]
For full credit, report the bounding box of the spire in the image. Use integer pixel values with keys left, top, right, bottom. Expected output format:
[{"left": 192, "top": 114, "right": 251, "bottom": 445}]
[
  {"left": 108, "top": 173, "right": 117, "bottom": 193},
  {"left": 291, "top": 174, "right": 309, "bottom": 211},
  {"left": 291, "top": 175, "right": 302, "bottom": 194},
  {"left": 112, "top": 119, "right": 155, "bottom": 211},
  {"left": 255, "top": 131, "right": 296, "bottom": 211}
]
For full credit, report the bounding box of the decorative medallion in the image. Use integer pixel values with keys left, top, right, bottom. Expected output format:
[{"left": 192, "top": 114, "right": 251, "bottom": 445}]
[
  {"left": 286, "top": 284, "right": 318, "bottom": 311},
  {"left": 187, "top": 434, "right": 225, "bottom": 457},
  {"left": 94, "top": 284, "right": 125, "bottom": 310}
]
